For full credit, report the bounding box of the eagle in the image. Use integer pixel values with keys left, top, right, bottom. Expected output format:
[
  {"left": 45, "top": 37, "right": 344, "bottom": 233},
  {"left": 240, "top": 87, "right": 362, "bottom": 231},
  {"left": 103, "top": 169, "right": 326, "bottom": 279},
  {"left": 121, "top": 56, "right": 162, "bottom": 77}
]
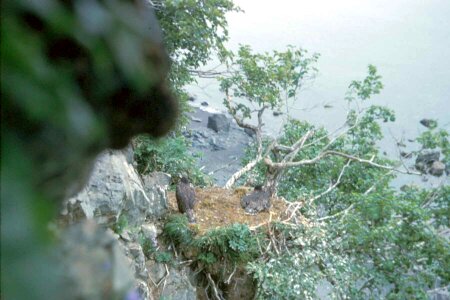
[
  {"left": 241, "top": 185, "right": 271, "bottom": 215},
  {"left": 176, "top": 176, "right": 197, "bottom": 223}
]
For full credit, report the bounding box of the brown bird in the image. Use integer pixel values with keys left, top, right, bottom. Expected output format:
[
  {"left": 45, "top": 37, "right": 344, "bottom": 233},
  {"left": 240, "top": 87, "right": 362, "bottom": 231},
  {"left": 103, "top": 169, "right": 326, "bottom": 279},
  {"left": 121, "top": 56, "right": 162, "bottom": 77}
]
[
  {"left": 176, "top": 176, "right": 197, "bottom": 223},
  {"left": 241, "top": 185, "right": 271, "bottom": 215}
]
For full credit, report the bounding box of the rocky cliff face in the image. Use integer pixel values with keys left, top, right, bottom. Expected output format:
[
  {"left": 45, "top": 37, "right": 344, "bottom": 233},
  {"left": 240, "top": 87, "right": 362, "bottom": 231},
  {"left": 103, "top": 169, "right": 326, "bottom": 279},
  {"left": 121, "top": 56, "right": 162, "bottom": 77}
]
[
  {"left": 62, "top": 149, "right": 168, "bottom": 227},
  {"left": 60, "top": 149, "right": 196, "bottom": 300}
]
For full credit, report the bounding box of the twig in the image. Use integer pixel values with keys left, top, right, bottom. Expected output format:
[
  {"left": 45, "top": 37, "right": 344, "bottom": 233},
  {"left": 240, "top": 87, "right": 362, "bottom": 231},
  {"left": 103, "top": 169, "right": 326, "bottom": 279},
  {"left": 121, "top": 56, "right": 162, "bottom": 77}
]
[
  {"left": 225, "top": 263, "right": 237, "bottom": 284},
  {"left": 206, "top": 273, "right": 224, "bottom": 300},
  {"left": 161, "top": 264, "right": 170, "bottom": 291},
  {"left": 284, "top": 161, "right": 351, "bottom": 223},
  {"left": 250, "top": 210, "right": 274, "bottom": 230},
  {"left": 317, "top": 169, "right": 392, "bottom": 222},
  {"left": 149, "top": 263, "right": 170, "bottom": 288},
  {"left": 308, "top": 160, "right": 351, "bottom": 205},
  {"left": 268, "top": 222, "right": 280, "bottom": 255},
  {"left": 317, "top": 204, "right": 355, "bottom": 222}
]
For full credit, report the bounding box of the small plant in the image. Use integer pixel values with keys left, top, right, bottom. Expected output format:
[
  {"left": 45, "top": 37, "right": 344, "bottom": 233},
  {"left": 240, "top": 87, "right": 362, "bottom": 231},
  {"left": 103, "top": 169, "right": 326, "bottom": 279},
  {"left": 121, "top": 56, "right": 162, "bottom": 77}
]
[
  {"left": 194, "top": 223, "right": 260, "bottom": 263},
  {"left": 112, "top": 214, "right": 129, "bottom": 235},
  {"left": 138, "top": 234, "right": 156, "bottom": 259},
  {"left": 155, "top": 251, "right": 173, "bottom": 264},
  {"left": 163, "top": 214, "right": 195, "bottom": 247},
  {"left": 197, "top": 252, "right": 217, "bottom": 265},
  {"left": 134, "top": 134, "right": 211, "bottom": 187}
]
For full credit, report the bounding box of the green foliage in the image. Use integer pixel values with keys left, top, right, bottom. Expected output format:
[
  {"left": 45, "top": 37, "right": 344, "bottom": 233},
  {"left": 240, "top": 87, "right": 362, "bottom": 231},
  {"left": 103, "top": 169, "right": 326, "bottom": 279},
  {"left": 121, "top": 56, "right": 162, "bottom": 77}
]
[
  {"left": 240, "top": 66, "right": 449, "bottom": 298},
  {"left": 249, "top": 223, "right": 355, "bottom": 300},
  {"left": 194, "top": 223, "right": 260, "bottom": 263},
  {"left": 132, "top": 0, "right": 239, "bottom": 188},
  {"left": 197, "top": 252, "right": 218, "bottom": 265},
  {"left": 346, "top": 64, "right": 384, "bottom": 101},
  {"left": 220, "top": 45, "right": 319, "bottom": 116},
  {"left": 163, "top": 216, "right": 260, "bottom": 266},
  {"left": 163, "top": 214, "right": 195, "bottom": 247},
  {"left": 155, "top": 0, "right": 239, "bottom": 89},
  {"left": 154, "top": 0, "right": 240, "bottom": 126},
  {"left": 134, "top": 134, "right": 210, "bottom": 186},
  {"left": 112, "top": 214, "right": 129, "bottom": 235}
]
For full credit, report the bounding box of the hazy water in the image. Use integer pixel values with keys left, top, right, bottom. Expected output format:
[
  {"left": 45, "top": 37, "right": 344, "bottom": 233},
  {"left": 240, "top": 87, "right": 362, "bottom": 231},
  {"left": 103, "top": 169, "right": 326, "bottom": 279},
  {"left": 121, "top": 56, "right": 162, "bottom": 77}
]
[{"left": 188, "top": 0, "right": 450, "bottom": 187}]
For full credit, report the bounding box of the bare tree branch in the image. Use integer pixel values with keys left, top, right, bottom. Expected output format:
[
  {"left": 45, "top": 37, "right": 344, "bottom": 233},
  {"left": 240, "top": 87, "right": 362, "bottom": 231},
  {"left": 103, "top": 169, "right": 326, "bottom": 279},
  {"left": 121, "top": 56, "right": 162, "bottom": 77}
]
[
  {"left": 317, "top": 169, "right": 393, "bottom": 222},
  {"left": 265, "top": 150, "right": 421, "bottom": 175},
  {"left": 284, "top": 160, "right": 351, "bottom": 223},
  {"left": 224, "top": 92, "right": 273, "bottom": 188}
]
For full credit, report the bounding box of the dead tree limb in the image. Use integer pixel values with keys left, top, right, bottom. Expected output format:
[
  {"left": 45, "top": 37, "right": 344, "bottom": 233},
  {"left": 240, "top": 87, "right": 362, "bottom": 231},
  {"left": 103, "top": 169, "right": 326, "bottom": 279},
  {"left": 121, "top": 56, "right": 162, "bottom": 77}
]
[{"left": 264, "top": 150, "right": 421, "bottom": 175}]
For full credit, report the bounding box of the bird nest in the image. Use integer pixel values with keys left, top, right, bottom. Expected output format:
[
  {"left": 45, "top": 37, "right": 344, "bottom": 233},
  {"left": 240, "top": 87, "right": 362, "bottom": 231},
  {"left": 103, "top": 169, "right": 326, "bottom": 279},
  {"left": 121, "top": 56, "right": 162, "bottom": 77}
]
[{"left": 167, "top": 187, "right": 290, "bottom": 235}]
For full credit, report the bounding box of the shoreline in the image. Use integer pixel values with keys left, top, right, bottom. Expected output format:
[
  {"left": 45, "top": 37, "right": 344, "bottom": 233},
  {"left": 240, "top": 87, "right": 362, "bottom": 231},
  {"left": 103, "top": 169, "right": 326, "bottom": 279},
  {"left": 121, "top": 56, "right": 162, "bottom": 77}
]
[
  {"left": 185, "top": 100, "right": 448, "bottom": 189},
  {"left": 185, "top": 102, "right": 252, "bottom": 186}
]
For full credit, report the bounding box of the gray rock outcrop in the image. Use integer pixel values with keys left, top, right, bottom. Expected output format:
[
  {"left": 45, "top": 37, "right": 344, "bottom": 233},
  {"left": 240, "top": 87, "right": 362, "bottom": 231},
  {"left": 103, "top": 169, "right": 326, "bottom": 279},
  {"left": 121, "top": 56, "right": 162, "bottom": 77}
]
[
  {"left": 148, "top": 262, "right": 197, "bottom": 300},
  {"left": 60, "top": 152, "right": 176, "bottom": 300},
  {"left": 57, "top": 221, "right": 135, "bottom": 300},
  {"left": 62, "top": 151, "right": 170, "bottom": 226},
  {"left": 142, "top": 172, "right": 172, "bottom": 219}
]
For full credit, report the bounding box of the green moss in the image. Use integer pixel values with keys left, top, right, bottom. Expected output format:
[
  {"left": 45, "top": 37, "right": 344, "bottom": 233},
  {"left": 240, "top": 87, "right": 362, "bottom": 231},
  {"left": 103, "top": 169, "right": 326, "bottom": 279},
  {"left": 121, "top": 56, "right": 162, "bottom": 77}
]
[{"left": 112, "top": 214, "right": 129, "bottom": 235}]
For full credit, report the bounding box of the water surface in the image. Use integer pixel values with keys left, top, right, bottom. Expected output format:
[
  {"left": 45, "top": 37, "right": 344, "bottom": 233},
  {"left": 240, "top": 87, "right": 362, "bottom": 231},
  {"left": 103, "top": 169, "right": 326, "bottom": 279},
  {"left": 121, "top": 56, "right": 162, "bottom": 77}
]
[{"left": 188, "top": 0, "right": 450, "bottom": 187}]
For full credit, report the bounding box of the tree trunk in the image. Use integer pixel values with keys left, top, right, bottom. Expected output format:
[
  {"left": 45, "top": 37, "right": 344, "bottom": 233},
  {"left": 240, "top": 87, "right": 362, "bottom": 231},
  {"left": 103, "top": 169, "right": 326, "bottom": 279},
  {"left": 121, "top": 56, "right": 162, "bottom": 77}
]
[{"left": 263, "top": 165, "right": 284, "bottom": 198}]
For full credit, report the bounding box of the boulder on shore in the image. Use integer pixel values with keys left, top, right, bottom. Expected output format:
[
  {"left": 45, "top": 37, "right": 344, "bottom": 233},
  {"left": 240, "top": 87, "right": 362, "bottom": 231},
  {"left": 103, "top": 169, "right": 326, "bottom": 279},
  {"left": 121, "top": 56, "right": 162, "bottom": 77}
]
[
  {"left": 415, "top": 150, "right": 440, "bottom": 173},
  {"left": 207, "top": 113, "right": 230, "bottom": 133},
  {"left": 429, "top": 161, "right": 445, "bottom": 177}
]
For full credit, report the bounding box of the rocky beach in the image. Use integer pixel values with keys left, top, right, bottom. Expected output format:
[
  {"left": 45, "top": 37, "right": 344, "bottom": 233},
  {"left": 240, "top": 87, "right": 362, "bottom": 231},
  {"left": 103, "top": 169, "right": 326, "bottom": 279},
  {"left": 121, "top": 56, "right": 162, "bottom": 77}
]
[{"left": 183, "top": 103, "right": 253, "bottom": 186}]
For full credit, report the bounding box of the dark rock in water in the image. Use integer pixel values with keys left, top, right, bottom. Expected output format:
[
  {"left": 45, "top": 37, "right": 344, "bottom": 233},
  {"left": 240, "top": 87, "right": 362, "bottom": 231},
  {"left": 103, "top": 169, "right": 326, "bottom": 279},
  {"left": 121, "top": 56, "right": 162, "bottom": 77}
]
[
  {"left": 273, "top": 111, "right": 283, "bottom": 116},
  {"left": 419, "top": 118, "right": 437, "bottom": 129},
  {"left": 244, "top": 128, "right": 256, "bottom": 137},
  {"left": 188, "top": 96, "right": 195, "bottom": 102},
  {"left": 400, "top": 151, "right": 412, "bottom": 158},
  {"left": 191, "top": 116, "right": 202, "bottom": 123},
  {"left": 429, "top": 161, "right": 446, "bottom": 176},
  {"left": 207, "top": 113, "right": 230, "bottom": 133},
  {"left": 415, "top": 150, "right": 440, "bottom": 172},
  {"left": 201, "top": 101, "right": 209, "bottom": 106},
  {"left": 415, "top": 150, "right": 447, "bottom": 177},
  {"left": 241, "top": 186, "right": 271, "bottom": 214}
]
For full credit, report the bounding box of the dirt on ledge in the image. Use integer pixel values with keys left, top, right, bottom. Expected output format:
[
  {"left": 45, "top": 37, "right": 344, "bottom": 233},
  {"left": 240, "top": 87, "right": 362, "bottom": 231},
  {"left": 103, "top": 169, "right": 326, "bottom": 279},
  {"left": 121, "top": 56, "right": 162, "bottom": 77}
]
[{"left": 167, "top": 187, "right": 290, "bottom": 234}]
